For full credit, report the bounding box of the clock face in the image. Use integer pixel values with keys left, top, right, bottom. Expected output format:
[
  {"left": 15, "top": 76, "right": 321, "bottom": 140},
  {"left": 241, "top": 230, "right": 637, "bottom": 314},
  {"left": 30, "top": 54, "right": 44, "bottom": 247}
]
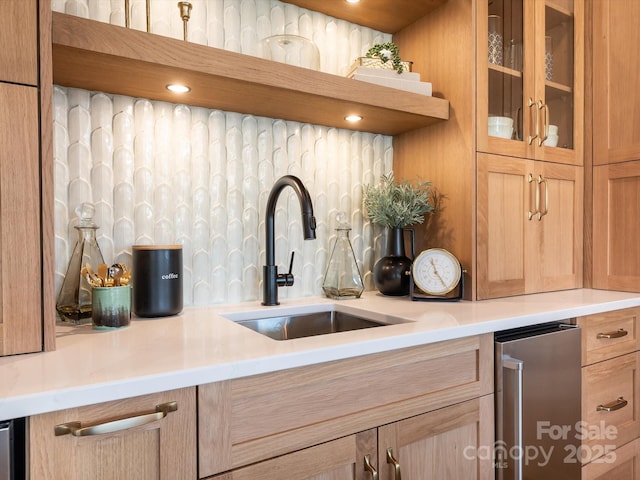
[{"left": 412, "top": 249, "right": 461, "bottom": 295}]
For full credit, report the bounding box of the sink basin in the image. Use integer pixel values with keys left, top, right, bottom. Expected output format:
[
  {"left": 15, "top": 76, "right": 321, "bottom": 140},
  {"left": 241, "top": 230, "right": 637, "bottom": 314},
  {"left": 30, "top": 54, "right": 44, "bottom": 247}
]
[{"left": 230, "top": 310, "right": 406, "bottom": 341}]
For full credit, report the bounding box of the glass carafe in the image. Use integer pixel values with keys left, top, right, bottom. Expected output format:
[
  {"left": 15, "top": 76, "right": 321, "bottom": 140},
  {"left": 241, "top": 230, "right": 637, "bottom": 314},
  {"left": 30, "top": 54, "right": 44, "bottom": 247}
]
[
  {"left": 322, "top": 212, "right": 364, "bottom": 300},
  {"left": 56, "top": 203, "right": 106, "bottom": 324}
]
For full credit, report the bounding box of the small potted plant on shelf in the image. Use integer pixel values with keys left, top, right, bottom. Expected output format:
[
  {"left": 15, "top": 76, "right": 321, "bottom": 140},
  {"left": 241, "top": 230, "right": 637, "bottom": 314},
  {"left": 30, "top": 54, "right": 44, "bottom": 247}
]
[
  {"left": 365, "top": 42, "right": 408, "bottom": 74},
  {"left": 363, "top": 173, "right": 433, "bottom": 296}
]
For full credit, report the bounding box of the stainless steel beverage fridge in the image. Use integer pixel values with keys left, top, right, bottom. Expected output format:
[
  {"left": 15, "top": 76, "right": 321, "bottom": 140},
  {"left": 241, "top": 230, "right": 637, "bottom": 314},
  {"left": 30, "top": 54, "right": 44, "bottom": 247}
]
[{"left": 495, "top": 322, "right": 581, "bottom": 479}]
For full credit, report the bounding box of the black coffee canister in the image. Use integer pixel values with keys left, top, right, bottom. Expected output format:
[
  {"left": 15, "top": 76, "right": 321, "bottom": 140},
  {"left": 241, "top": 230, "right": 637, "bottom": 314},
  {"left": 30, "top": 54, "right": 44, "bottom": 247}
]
[{"left": 132, "top": 245, "right": 183, "bottom": 317}]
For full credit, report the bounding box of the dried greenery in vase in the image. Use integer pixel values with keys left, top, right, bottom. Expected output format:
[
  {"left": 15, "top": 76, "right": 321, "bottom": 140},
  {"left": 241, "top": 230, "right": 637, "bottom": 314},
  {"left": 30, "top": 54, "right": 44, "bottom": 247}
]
[
  {"left": 365, "top": 42, "right": 405, "bottom": 74},
  {"left": 363, "top": 173, "right": 433, "bottom": 228}
]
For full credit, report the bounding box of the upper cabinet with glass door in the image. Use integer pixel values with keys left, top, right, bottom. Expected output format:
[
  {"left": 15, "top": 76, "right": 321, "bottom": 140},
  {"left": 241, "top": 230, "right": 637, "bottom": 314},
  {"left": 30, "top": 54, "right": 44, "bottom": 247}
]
[{"left": 477, "top": 0, "right": 583, "bottom": 166}]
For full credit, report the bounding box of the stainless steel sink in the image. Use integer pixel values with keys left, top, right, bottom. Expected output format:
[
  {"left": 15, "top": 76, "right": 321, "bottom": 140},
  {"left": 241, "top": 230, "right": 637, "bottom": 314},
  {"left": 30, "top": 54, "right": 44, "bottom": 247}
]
[{"left": 232, "top": 310, "right": 404, "bottom": 341}]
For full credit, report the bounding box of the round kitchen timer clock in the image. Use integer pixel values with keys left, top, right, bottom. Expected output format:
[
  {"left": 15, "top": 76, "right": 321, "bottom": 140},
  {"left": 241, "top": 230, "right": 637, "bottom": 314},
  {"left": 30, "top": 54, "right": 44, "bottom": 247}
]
[{"left": 409, "top": 248, "right": 464, "bottom": 301}]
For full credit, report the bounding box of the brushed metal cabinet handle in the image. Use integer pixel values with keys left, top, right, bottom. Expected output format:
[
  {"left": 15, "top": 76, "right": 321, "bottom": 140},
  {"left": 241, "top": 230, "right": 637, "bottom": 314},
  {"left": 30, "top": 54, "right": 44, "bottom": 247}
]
[
  {"left": 597, "top": 397, "right": 628, "bottom": 412},
  {"left": 364, "top": 454, "right": 379, "bottom": 480},
  {"left": 536, "top": 175, "right": 548, "bottom": 220},
  {"left": 527, "top": 173, "right": 538, "bottom": 220},
  {"left": 386, "top": 448, "right": 402, "bottom": 480},
  {"left": 596, "top": 328, "right": 628, "bottom": 339},
  {"left": 54, "top": 401, "right": 178, "bottom": 437},
  {"left": 527, "top": 98, "right": 538, "bottom": 145},
  {"left": 537, "top": 101, "right": 550, "bottom": 147}
]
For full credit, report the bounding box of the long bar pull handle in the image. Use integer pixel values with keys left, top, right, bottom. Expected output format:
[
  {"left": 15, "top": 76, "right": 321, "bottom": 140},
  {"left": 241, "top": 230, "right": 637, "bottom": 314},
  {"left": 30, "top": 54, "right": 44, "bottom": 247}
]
[
  {"left": 364, "top": 454, "right": 379, "bottom": 480},
  {"left": 124, "top": 0, "right": 130, "bottom": 28},
  {"left": 504, "top": 356, "right": 524, "bottom": 480},
  {"left": 597, "top": 329, "right": 628, "bottom": 339},
  {"left": 537, "top": 101, "right": 550, "bottom": 147},
  {"left": 527, "top": 98, "right": 538, "bottom": 145},
  {"left": 597, "top": 397, "right": 628, "bottom": 412},
  {"left": 146, "top": 0, "right": 151, "bottom": 32},
  {"left": 386, "top": 448, "right": 402, "bottom": 480},
  {"left": 527, "top": 173, "right": 538, "bottom": 220},
  {"left": 536, "top": 175, "right": 549, "bottom": 220},
  {"left": 54, "top": 401, "right": 178, "bottom": 437}
]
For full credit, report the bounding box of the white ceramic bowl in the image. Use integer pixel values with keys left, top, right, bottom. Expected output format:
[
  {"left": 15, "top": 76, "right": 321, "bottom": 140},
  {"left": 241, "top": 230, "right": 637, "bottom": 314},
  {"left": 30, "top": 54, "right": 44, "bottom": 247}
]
[
  {"left": 488, "top": 116, "right": 514, "bottom": 139},
  {"left": 488, "top": 116, "right": 514, "bottom": 127},
  {"left": 543, "top": 134, "right": 559, "bottom": 147},
  {"left": 488, "top": 124, "right": 513, "bottom": 139},
  {"left": 548, "top": 124, "right": 559, "bottom": 135}
]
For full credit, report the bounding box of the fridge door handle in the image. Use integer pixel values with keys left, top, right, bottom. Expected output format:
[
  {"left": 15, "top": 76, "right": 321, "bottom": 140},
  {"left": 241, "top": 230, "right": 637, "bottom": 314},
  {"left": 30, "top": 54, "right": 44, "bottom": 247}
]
[
  {"left": 0, "top": 422, "right": 11, "bottom": 480},
  {"left": 503, "top": 355, "right": 524, "bottom": 480}
]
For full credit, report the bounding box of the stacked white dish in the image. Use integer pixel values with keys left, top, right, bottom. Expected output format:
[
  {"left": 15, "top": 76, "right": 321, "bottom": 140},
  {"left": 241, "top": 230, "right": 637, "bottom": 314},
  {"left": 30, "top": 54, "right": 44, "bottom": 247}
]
[
  {"left": 543, "top": 125, "right": 559, "bottom": 147},
  {"left": 488, "top": 116, "right": 513, "bottom": 139}
]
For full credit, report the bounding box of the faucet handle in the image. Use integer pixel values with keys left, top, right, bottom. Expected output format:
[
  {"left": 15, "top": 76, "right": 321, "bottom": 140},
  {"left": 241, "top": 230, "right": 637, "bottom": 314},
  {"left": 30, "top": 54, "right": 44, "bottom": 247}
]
[{"left": 277, "top": 252, "right": 295, "bottom": 287}]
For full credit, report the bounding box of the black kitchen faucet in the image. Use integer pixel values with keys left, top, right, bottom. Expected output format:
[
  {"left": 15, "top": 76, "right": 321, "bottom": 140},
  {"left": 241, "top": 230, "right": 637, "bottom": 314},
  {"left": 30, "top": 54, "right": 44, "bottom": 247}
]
[{"left": 262, "top": 175, "right": 317, "bottom": 306}]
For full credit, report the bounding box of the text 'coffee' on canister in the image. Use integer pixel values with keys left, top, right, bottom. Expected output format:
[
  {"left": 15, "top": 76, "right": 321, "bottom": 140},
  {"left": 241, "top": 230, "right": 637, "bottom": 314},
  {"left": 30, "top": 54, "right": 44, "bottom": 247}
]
[{"left": 132, "top": 244, "right": 183, "bottom": 317}]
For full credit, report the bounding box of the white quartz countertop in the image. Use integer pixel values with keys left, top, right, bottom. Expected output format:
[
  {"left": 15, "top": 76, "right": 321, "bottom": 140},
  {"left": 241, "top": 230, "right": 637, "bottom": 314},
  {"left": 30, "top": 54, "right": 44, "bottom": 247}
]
[{"left": 1, "top": 288, "right": 640, "bottom": 421}]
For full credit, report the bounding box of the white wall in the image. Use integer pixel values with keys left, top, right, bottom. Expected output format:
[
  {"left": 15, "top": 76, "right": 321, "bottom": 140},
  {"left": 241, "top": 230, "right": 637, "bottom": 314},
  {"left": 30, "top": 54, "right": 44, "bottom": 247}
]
[{"left": 53, "top": 0, "right": 394, "bottom": 305}]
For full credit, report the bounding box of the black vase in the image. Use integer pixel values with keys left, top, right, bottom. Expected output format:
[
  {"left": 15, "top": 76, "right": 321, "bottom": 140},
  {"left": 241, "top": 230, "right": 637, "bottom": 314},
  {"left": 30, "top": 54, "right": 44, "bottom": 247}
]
[{"left": 373, "top": 227, "right": 412, "bottom": 296}]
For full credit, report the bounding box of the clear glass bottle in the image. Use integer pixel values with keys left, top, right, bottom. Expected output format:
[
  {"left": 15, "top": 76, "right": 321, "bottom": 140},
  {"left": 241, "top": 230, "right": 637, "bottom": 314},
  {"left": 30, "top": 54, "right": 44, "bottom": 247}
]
[
  {"left": 322, "top": 212, "right": 364, "bottom": 300},
  {"left": 56, "top": 203, "right": 106, "bottom": 324}
]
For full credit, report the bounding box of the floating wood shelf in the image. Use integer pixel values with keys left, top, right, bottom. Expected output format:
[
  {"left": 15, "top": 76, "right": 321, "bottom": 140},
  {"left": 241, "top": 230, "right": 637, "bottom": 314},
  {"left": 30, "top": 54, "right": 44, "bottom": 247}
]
[
  {"left": 283, "top": 0, "right": 448, "bottom": 33},
  {"left": 52, "top": 13, "right": 449, "bottom": 136}
]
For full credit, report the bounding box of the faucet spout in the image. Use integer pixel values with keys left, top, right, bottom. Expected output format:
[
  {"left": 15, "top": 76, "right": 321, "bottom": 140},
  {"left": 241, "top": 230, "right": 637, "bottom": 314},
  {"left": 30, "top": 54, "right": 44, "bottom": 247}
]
[{"left": 263, "top": 175, "right": 316, "bottom": 306}]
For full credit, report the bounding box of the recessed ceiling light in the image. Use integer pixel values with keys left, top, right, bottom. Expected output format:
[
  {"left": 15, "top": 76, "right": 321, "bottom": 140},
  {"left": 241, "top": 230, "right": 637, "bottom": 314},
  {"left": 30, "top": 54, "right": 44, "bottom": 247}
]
[
  {"left": 166, "top": 84, "right": 191, "bottom": 93},
  {"left": 346, "top": 0, "right": 360, "bottom": 3},
  {"left": 345, "top": 115, "right": 363, "bottom": 122}
]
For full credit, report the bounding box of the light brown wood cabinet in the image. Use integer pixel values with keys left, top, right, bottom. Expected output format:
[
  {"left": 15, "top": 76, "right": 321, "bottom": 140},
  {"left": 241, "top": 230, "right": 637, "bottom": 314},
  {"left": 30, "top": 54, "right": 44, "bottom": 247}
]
[
  {"left": 29, "top": 387, "right": 197, "bottom": 480},
  {"left": 0, "top": 83, "right": 43, "bottom": 356},
  {"left": 199, "top": 334, "right": 494, "bottom": 479},
  {"left": 578, "top": 308, "right": 640, "bottom": 476},
  {"left": 210, "top": 432, "right": 371, "bottom": 480},
  {"left": 582, "top": 438, "right": 640, "bottom": 480},
  {"left": 478, "top": 0, "right": 584, "bottom": 167},
  {"left": 0, "top": 0, "right": 54, "bottom": 356},
  {"left": 592, "top": 0, "right": 640, "bottom": 166},
  {"left": 583, "top": 353, "right": 640, "bottom": 456},
  {"left": 210, "top": 396, "right": 493, "bottom": 480},
  {"left": 377, "top": 395, "right": 494, "bottom": 480},
  {"left": 592, "top": 161, "right": 640, "bottom": 291},
  {"left": 588, "top": 0, "right": 640, "bottom": 293},
  {"left": 394, "top": 0, "right": 584, "bottom": 299},
  {"left": 0, "top": 0, "right": 38, "bottom": 86},
  {"left": 476, "top": 153, "right": 582, "bottom": 298}
]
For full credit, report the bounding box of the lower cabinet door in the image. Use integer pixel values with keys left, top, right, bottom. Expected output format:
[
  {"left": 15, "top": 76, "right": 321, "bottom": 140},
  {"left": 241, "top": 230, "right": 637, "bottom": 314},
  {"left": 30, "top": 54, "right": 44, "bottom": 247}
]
[
  {"left": 209, "top": 430, "right": 377, "bottom": 480},
  {"left": 476, "top": 153, "right": 582, "bottom": 299},
  {"left": 477, "top": 153, "right": 530, "bottom": 299},
  {"left": 29, "top": 388, "right": 197, "bottom": 480},
  {"left": 377, "top": 395, "right": 494, "bottom": 480},
  {"left": 582, "top": 438, "right": 640, "bottom": 480}
]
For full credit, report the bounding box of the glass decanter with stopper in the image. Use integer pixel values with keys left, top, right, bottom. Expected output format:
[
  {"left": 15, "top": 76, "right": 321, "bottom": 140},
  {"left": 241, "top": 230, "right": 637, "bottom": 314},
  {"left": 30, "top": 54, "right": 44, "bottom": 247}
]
[
  {"left": 56, "top": 203, "right": 106, "bottom": 324},
  {"left": 322, "top": 212, "right": 364, "bottom": 300}
]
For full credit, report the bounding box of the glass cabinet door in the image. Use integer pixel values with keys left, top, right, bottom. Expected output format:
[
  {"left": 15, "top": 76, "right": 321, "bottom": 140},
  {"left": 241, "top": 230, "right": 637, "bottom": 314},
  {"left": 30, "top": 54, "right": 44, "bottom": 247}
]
[
  {"left": 478, "top": 0, "right": 530, "bottom": 157},
  {"left": 535, "top": 0, "right": 581, "bottom": 164},
  {"left": 478, "top": 0, "right": 582, "bottom": 165}
]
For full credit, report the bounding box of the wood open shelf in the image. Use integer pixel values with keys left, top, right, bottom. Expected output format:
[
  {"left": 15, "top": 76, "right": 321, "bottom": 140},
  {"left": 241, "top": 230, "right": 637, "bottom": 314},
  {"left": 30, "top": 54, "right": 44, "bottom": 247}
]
[
  {"left": 283, "top": 0, "right": 448, "bottom": 33},
  {"left": 52, "top": 13, "right": 449, "bottom": 136}
]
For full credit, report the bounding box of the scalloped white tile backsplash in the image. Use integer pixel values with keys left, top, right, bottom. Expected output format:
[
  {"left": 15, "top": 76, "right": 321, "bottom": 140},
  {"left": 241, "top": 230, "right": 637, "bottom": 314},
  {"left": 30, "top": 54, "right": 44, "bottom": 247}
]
[{"left": 53, "top": 0, "right": 394, "bottom": 305}]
